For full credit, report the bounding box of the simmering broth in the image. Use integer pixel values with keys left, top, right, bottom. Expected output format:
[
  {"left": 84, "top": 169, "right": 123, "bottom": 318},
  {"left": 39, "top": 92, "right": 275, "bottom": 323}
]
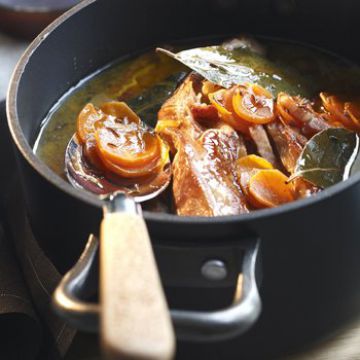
[{"left": 34, "top": 37, "right": 360, "bottom": 214}]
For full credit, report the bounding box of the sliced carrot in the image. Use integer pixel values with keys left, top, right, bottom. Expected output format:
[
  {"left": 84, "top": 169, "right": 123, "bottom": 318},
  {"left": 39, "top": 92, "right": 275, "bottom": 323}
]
[
  {"left": 344, "top": 102, "right": 360, "bottom": 130},
  {"left": 276, "top": 93, "right": 297, "bottom": 125},
  {"left": 95, "top": 134, "right": 169, "bottom": 178},
  {"left": 239, "top": 171, "right": 253, "bottom": 199},
  {"left": 237, "top": 155, "right": 274, "bottom": 201},
  {"left": 76, "top": 103, "right": 105, "bottom": 143},
  {"left": 76, "top": 101, "right": 170, "bottom": 179},
  {"left": 232, "top": 84, "right": 275, "bottom": 125},
  {"left": 223, "top": 88, "right": 251, "bottom": 134},
  {"left": 94, "top": 120, "right": 162, "bottom": 169},
  {"left": 202, "top": 81, "right": 221, "bottom": 97},
  {"left": 251, "top": 83, "right": 273, "bottom": 98},
  {"left": 320, "top": 93, "right": 357, "bottom": 131},
  {"left": 96, "top": 147, "right": 163, "bottom": 178},
  {"left": 100, "top": 101, "right": 140, "bottom": 124},
  {"left": 83, "top": 138, "right": 106, "bottom": 172},
  {"left": 248, "top": 169, "right": 295, "bottom": 208},
  {"left": 320, "top": 93, "right": 343, "bottom": 117},
  {"left": 208, "top": 90, "right": 232, "bottom": 117},
  {"left": 237, "top": 154, "right": 274, "bottom": 171},
  {"left": 208, "top": 87, "right": 250, "bottom": 134}
]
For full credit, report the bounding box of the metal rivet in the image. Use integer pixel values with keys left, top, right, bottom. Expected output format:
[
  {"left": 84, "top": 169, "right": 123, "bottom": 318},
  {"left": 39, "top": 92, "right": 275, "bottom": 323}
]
[{"left": 201, "top": 260, "right": 228, "bottom": 281}]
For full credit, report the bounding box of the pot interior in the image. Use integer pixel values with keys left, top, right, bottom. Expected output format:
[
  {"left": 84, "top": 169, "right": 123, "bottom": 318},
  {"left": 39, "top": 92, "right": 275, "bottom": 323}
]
[{"left": 8, "top": 0, "right": 360, "bottom": 221}]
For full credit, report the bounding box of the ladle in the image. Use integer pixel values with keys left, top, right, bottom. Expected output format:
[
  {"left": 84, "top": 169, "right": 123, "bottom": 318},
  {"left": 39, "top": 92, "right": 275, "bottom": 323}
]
[{"left": 64, "top": 134, "right": 175, "bottom": 360}]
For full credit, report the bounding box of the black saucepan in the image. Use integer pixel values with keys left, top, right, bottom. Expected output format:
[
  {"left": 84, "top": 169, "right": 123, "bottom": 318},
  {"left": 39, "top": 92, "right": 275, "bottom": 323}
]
[{"left": 7, "top": 0, "right": 360, "bottom": 358}]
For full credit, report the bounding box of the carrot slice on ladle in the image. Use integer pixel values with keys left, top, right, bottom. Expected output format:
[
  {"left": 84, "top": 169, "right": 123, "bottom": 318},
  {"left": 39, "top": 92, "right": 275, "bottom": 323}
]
[
  {"left": 76, "top": 101, "right": 169, "bottom": 179},
  {"left": 100, "top": 101, "right": 141, "bottom": 124},
  {"left": 77, "top": 103, "right": 105, "bottom": 143},
  {"left": 95, "top": 120, "right": 162, "bottom": 169}
]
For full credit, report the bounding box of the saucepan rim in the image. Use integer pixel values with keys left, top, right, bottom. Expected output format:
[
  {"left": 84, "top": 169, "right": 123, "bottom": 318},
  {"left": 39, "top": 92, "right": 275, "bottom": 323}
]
[
  {"left": 7, "top": 0, "right": 360, "bottom": 225},
  {"left": 0, "top": 0, "right": 80, "bottom": 13}
]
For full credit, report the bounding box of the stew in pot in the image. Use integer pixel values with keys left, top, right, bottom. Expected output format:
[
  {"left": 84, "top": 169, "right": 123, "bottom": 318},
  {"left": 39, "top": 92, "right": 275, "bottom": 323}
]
[{"left": 34, "top": 36, "right": 360, "bottom": 216}]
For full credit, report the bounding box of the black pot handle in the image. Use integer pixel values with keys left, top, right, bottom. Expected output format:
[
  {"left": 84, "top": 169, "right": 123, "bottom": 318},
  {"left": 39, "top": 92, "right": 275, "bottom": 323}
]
[{"left": 53, "top": 234, "right": 261, "bottom": 342}]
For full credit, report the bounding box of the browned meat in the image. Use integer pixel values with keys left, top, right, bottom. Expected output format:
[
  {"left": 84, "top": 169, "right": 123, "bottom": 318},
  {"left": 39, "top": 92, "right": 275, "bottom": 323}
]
[
  {"left": 236, "top": 133, "right": 248, "bottom": 159},
  {"left": 266, "top": 121, "right": 320, "bottom": 196},
  {"left": 249, "top": 125, "right": 278, "bottom": 166},
  {"left": 172, "top": 125, "right": 249, "bottom": 216},
  {"left": 276, "top": 93, "right": 331, "bottom": 137},
  {"left": 267, "top": 121, "right": 305, "bottom": 173},
  {"left": 190, "top": 104, "right": 219, "bottom": 125},
  {"left": 157, "top": 76, "right": 249, "bottom": 216},
  {"left": 156, "top": 75, "right": 203, "bottom": 151}
]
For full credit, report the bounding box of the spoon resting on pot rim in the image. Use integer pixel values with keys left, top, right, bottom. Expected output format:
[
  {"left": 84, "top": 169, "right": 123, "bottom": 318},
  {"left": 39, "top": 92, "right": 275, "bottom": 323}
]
[{"left": 65, "top": 101, "right": 175, "bottom": 360}]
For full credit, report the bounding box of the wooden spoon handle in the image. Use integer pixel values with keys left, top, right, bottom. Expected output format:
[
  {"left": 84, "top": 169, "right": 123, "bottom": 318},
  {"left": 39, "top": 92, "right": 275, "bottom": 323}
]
[{"left": 100, "top": 211, "right": 175, "bottom": 360}]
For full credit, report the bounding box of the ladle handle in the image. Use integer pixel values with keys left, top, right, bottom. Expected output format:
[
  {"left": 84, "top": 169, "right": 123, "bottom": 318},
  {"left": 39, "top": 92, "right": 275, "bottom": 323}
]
[{"left": 101, "top": 194, "right": 175, "bottom": 360}]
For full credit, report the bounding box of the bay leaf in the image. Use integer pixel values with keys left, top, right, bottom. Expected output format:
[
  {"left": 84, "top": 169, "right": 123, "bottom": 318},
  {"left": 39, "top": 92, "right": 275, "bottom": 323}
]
[
  {"left": 293, "top": 128, "right": 360, "bottom": 188},
  {"left": 157, "top": 46, "right": 260, "bottom": 89},
  {"left": 156, "top": 38, "right": 306, "bottom": 95}
]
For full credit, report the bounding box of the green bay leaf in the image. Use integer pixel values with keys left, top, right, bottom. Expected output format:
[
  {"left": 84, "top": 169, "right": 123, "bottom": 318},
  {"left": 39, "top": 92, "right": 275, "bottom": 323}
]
[
  {"left": 157, "top": 38, "right": 307, "bottom": 96},
  {"left": 157, "top": 46, "right": 259, "bottom": 89},
  {"left": 293, "top": 128, "right": 360, "bottom": 188}
]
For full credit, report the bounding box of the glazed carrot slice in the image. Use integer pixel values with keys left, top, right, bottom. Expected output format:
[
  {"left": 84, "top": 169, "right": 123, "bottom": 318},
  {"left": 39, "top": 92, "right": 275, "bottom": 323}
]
[
  {"left": 276, "top": 93, "right": 297, "bottom": 125},
  {"left": 248, "top": 169, "right": 295, "bottom": 208},
  {"left": 76, "top": 101, "right": 170, "bottom": 179},
  {"left": 237, "top": 155, "right": 274, "bottom": 200},
  {"left": 344, "top": 101, "right": 360, "bottom": 130},
  {"left": 224, "top": 88, "right": 252, "bottom": 135},
  {"left": 99, "top": 101, "right": 163, "bottom": 169},
  {"left": 95, "top": 120, "right": 162, "bottom": 169},
  {"left": 237, "top": 154, "right": 273, "bottom": 171},
  {"left": 77, "top": 103, "right": 105, "bottom": 143},
  {"left": 100, "top": 101, "right": 140, "bottom": 124},
  {"left": 232, "top": 84, "right": 275, "bottom": 125},
  {"left": 208, "top": 90, "right": 232, "bottom": 117},
  {"left": 202, "top": 80, "right": 221, "bottom": 97},
  {"left": 209, "top": 88, "right": 250, "bottom": 134},
  {"left": 96, "top": 145, "right": 168, "bottom": 178},
  {"left": 320, "top": 93, "right": 357, "bottom": 131},
  {"left": 95, "top": 129, "right": 169, "bottom": 179},
  {"left": 83, "top": 138, "right": 106, "bottom": 171}
]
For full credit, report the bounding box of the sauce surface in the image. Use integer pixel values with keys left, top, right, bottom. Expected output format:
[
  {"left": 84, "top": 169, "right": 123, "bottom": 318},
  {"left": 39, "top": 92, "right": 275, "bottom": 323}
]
[{"left": 33, "top": 38, "right": 360, "bottom": 213}]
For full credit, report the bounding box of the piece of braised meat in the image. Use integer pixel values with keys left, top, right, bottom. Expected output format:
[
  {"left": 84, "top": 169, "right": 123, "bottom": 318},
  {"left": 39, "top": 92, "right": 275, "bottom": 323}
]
[
  {"left": 249, "top": 125, "right": 278, "bottom": 166},
  {"left": 267, "top": 121, "right": 306, "bottom": 173},
  {"left": 157, "top": 75, "right": 249, "bottom": 216},
  {"left": 276, "top": 92, "right": 331, "bottom": 137}
]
